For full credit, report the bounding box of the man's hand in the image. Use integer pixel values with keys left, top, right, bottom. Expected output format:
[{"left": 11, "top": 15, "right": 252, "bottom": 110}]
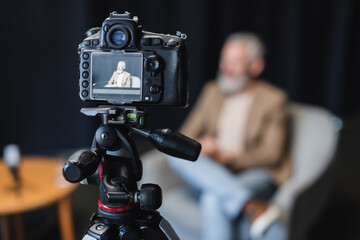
[
  {"left": 243, "top": 199, "right": 269, "bottom": 224},
  {"left": 198, "top": 136, "right": 232, "bottom": 164},
  {"left": 213, "top": 151, "right": 232, "bottom": 164},
  {"left": 198, "top": 136, "right": 219, "bottom": 157}
]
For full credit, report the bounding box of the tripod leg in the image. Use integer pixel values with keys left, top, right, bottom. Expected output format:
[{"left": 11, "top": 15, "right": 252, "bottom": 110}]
[
  {"left": 158, "top": 217, "right": 180, "bottom": 240},
  {"left": 138, "top": 213, "right": 180, "bottom": 240}
]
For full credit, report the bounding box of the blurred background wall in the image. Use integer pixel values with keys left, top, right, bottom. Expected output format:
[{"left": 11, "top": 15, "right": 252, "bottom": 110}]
[{"left": 0, "top": 0, "right": 358, "bottom": 153}]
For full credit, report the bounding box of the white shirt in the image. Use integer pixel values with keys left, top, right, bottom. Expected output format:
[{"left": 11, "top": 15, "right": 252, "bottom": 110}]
[
  {"left": 116, "top": 72, "right": 125, "bottom": 86},
  {"left": 217, "top": 92, "right": 254, "bottom": 155}
]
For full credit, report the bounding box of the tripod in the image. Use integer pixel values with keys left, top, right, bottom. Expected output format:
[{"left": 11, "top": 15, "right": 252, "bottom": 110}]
[{"left": 63, "top": 106, "right": 201, "bottom": 240}]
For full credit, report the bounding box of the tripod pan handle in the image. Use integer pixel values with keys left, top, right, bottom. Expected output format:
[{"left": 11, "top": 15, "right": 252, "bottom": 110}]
[{"left": 148, "top": 129, "right": 201, "bottom": 161}]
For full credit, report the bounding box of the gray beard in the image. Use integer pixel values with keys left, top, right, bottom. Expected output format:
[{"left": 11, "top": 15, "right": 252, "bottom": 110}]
[{"left": 217, "top": 73, "right": 249, "bottom": 95}]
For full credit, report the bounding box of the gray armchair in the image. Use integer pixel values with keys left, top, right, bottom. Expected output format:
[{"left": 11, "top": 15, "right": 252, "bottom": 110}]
[{"left": 140, "top": 103, "right": 340, "bottom": 240}]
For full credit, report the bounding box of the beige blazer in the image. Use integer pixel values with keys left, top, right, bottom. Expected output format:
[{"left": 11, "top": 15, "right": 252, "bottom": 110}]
[
  {"left": 181, "top": 80, "right": 291, "bottom": 185},
  {"left": 108, "top": 71, "right": 132, "bottom": 87}
]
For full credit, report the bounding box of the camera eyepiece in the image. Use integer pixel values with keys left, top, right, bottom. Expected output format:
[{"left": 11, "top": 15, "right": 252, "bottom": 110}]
[
  {"left": 112, "top": 30, "right": 127, "bottom": 44},
  {"left": 106, "top": 25, "right": 130, "bottom": 49}
]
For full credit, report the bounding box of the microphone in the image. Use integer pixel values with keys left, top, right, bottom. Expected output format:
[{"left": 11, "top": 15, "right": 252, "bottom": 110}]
[{"left": 3, "top": 144, "right": 21, "bottom": 183}]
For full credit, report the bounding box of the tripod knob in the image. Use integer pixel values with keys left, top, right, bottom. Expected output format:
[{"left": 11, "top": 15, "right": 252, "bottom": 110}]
[
  {"left": 119, "top": 225, "right": 139, "bottom": 240},
  {"left": 63, "top": 150, "right": 100, "bottom": 183},
  {"left": 139, "top": 184, "right": 162, "bottom": 211},
  {"left": 95, "top": 125, "right": 118, "bottom": 150}
]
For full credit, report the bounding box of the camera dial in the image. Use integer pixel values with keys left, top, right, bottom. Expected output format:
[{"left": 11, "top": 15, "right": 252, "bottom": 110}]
[{"left": 144, "top": 55, "right": 162, "bottom": 75}]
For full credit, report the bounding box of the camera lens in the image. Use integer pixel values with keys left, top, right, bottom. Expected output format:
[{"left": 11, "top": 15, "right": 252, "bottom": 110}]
[
  {"left": 106, "top": 25, "right": 130, "bottom": 49},
  {"left": 111, "top": 30, "right": 127, "bottom": 45}
]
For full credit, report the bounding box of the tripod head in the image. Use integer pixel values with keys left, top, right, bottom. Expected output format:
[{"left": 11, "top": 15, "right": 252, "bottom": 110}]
[
  {"left": 81, "top": 106, "right": 201, "bottom": 161},
  {"left": 63, "top": 106, "right": 201, "bottom": 239}
]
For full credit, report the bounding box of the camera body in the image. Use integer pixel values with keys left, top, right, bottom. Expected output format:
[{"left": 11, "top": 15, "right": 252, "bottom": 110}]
[{"left": 78, "top": 11, "right": 189, "bottom": 106}]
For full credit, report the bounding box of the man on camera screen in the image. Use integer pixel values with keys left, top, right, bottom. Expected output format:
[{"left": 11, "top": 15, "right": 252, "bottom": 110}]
[{"left": 106, "top": 61, "right": 132, "bottom": 88}]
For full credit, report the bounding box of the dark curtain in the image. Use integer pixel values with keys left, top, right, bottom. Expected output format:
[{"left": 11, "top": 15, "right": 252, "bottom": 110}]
[
  {"left": 0, "top": 0, "right": 358, "bottom": 153},
  {"left": 0, "top": 1, "right": 359, "bottom": 239}
]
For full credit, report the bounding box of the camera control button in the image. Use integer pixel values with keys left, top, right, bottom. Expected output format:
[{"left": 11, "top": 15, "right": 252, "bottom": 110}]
[
  {"left": 145, "top": 79, "right": 152, "bottom": 85},
  {"left": 145, "top": 55, "right": 161, "bottom": 73},
  {"left": 152, "top": 38, "right": 162, "bottom": 46},
  {"left": 83, "top": 53, "right": 90, "bottom": 60},
  {"left": 82, "top": 81, "right": 89, "bottom": 88},
  {"left": 103, "top": 24, "right": 110, "bottom": 32},
  {"left": 165, "top": 39, "right": 180, "bottom": 47},
  {"left": 82, "top": 62, "right": 89, "bottom": 69},
  {"left": 149, "top": 85, "right": 160, "bottom": 94},
  {"left": 92, "top": 39, "right": 99, "bottom": 46},
  {"left": 81, "top": 90, "right": 89, "bottom": 97},
  {"left": 84, "top": 40, "right": 90, "bottom": 46},
  {"left": 82, "top": 71, "right": 89, "bottom": 78},
  {"left": 141, "top": 38, "right": 151, "bottom": 46}
]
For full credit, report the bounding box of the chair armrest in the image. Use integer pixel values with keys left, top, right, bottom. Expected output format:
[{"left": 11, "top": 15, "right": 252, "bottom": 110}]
[
  {"left": 269, "top": 104, "right": 341, "bottom": 223},
  {"left": 250, "top": 204, "right": 283, "bottom": 238}
]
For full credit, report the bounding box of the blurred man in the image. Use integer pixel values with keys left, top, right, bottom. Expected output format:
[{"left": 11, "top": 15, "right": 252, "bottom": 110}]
[
  {"left": 107, "top": 61, "right": 132, "bottom": 87},
  {"left": 168, "top": 33, "right": 291, "bottom": 240}
]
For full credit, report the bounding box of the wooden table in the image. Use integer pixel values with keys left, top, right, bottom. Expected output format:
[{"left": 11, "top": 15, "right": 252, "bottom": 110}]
[{"left": 0, "top": 156, "right": 78, "bottom": 240}]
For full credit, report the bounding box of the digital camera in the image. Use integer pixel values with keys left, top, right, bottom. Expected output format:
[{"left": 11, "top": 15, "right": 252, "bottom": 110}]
[{"left": 78, "top": 11, "right": 189, "bottom": 106}]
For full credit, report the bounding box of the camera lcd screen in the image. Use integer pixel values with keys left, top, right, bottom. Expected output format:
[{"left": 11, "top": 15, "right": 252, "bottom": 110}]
[{"left": 90, "top": 52, "right": 143, "bottom": 104}]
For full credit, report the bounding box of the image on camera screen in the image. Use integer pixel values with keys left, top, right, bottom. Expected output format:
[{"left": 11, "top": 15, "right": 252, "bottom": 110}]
[{"left": 90, "top": 52, "right": 143, "bottom": 103}]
